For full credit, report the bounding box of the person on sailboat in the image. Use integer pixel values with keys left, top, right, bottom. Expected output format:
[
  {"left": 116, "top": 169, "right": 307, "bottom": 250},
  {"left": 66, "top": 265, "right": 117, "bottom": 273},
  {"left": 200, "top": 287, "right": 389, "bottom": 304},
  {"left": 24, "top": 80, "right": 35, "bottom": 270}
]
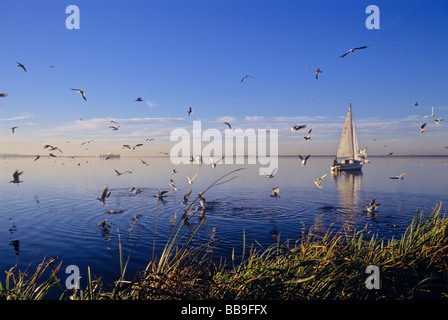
[{"left": 333, "top": 157, "right": 339, "bottom": 166}]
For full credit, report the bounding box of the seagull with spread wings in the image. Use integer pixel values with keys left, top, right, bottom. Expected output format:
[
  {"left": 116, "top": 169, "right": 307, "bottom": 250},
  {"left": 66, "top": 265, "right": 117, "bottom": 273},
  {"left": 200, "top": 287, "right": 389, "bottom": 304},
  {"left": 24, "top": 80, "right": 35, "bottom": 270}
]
[
  {"left": 420, "top": 122, "right": 427, "bottom": 134},
  {"left": 270, "top": 185, "right": 280, "bottom": 198},
  {"left": 315, "top": 68, "right": 322, "bottom": 79},
  {"left": 291, "top": 123, "right": 307, "bottom": 132},
  {"left": 240, "top": 75, "right": 254, "bottom": 84},
  {"left": 180, "top": 189, "right": 192, "bottom": 205},
  {"left": 155, "top": 190, "right": 169, "bottom": 200},
  {"left": 169, "top": 179, "right": 177, "bottom": 191},
  {"left": 107, "top": 116, "right": 119, "bottom": 124},
  {"left": 389, "top": 172, "right": 406, "bottom": 180},
  {"left": 186, "top": 173, "right": 198, "bottom": 185},
  {"left": 303, "top": 128, "right": 312, "bottom": 141},
  {"left": 71, "top": 88, "right": 86, "bottom": 101},
  {"left": 140, "top": 158, "right": 149, "bottom": 166},
  {"left": 423, "top": 106, "right": 435, "bottom": 118},
  {"left": 264, "top": 168, "right": 277, "bottom": 179},
  {"left": 339, "top": 46, "right": 368, "bottom": 58},
  {"left": 17, "top": 62, "right": 27, "bottom": 73},
  {"left": 97, "top": 186, "right": 111, "bottom": 206},
  {"left": 298, "top": 155, "right": 310, "bottom": 166},
  {"left": 44, "top": 144, "right": 63, "bottom": 153},
  {"left": 209, "top": 157, "right": 224, "bottom": 168},
  {"left": 314, "top": 174, "right": 327, "bottom": 189},
  {"left": 9, "top": 170, "right": 24, "bottom": 184},
  {"left": 122, "top": 144, "right": 143, "bottom": 151},
  {"left": 366, "top": 198, "right": 381, "bottom": 213}
]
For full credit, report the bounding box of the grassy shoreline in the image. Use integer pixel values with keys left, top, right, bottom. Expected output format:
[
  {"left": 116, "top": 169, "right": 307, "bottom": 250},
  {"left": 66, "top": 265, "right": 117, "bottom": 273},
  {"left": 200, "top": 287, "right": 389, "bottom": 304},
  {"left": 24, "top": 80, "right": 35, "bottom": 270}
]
[
  {"left": 1, "top": 170, "right": 447, "bottom": 300},
  {"left": 1, "top": 203, "right": 447, "bottom": 300}
]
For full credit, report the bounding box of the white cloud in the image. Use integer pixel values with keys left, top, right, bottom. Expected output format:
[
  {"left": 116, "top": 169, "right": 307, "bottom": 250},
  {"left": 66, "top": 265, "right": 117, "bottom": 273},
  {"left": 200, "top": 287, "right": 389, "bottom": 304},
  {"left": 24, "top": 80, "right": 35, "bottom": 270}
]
[
  {"left": 244, "top": 115, "right": 265, "bottom": 122},
  {"left": 0, "top": 113, "right": 34, "bottom": 121}
]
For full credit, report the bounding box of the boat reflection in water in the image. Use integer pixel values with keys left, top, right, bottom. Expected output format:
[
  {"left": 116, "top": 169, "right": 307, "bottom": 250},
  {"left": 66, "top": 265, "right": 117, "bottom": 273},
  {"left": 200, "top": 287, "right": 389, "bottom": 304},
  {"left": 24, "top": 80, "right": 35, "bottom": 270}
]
[{"left": 332, "top": 170, "right": 363, "bottom": 232}]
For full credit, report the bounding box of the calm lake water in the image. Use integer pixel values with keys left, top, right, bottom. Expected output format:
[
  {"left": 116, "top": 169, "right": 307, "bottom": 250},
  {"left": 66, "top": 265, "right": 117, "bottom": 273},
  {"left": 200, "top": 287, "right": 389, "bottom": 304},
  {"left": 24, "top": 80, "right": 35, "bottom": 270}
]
[{"left": 1, "top": 155, "right": 447, "bottom": 288}]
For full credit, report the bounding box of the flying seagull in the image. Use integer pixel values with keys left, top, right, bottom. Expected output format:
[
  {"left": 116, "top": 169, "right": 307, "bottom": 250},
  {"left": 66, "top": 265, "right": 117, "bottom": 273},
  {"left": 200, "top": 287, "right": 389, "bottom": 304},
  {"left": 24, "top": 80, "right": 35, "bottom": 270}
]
[
  {"left": 264, "top": 168, "right": 277, "bottom": 179},
  {"left": 169, "top": 179, "right": 177, "bottom": 191},
  {"left": 70, "top": 89, "right": 86, "bottom": 101},
  {"left": 413, "top": 102, "right": 419, "bottom": 107},
  {"left": 135, "top": 97, "right": 143, "bottom": 102},
  {"left": 0, "top": 93, "right": 7, "bottom": 98},
  {"left": 420, "top": 122, "right": 427, "bottom": 134},
  {"left": 298, "top": 154, "right": 310, "bottom": 166},
  {"left": 171, "top": 168, "right": 177, "bottom": 174},
  {"left": 17, "top": 62, "right": 27, "bottom": 73},
  {"left": 160, "top": 152, "right": 169, "bottom": 156},
  {"left": 180, "top": 189, "right": 192, "bottom": 205},
  {"left": 270, "top": 185, "right": 280, "bottom": 198},
  {"left": 314, "top": 174, "right": 327, "bottom": 189},
  {"left": 434, "top": 118, "right": 444, "bottom": 124},
  {"left": 81, "top": 140, "right": 93, "bottom": 146},
  {"left": 114, "top": 169, "right": 124, "bottom": 176},
  {"left": 209, "top": 157, "right": 224, "bottom": 168},
  {"left": 186, "top": 173, "right": 198, "bottom": 184},
  {"left": 366, "top": 198, "right": 381, "bottom": 213},
  {"left": 34, "top": 155, "right": 40, "bottom": 162},
  {"left": 106, "top": 116, "right": 119, "bottom": 124},
  {"left": 44, "top": 144, "right": 63, "bottom": 153},
  {"left": 240, "top": 75, "right": 254, "bottom": 84},
  {"left": 315, "top": 68, "right": 322, "bottom": 79},
  {"left": 188, "top": 106, "right": 193, "bottom": 116},
  {"left": 9, "top": 170, "right": 23, "bottom": 184},
  {"left": 303, "top": 128, "right": 312, "bottom": 141},
  {"left": 155, "top": 190, "right": 169, "bottom": 200},
  {"left": 122, "top": 144, "right": 143, "bottom": 151},
  {"left": 291, "top": 123, "right": 307, "bottom": 132},
  {"left": 389, "top": 172, "right": 406, "bottom": 180},
  {"left": 146, "top": 138, "right": 155, "bottom": 142},
  {"left": 97, "top": 186, "right": 111, "bottom": 206},
  {"left": 140, "top": 158, "right": 149, "bottom": 166},
  {"left": 224, "top": 122, "right": 232, "bottom": 129},
  {"left": 11, "top": 126, "right": 18, "bottom": 134},
  {"left": 423, "top": 106, "right": 435, "bottom": 118},
  {"left": 129, "top": 187, "right": 142, "bottom": 195},
  {"left": 109, "top": 125, "right": 120, "bottom": 131},
  {"left": 339, "top": 46, "right": 368, "bottom": 58},
  {"left": 198, "top": 192, "right": 206, "bottom": 209}
]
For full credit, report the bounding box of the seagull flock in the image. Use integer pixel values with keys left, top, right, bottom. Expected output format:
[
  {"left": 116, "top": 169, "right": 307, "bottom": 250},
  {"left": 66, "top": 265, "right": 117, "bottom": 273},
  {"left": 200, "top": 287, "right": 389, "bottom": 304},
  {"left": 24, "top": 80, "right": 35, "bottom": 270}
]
[{"left": 3, "top": 43, "right": 445, "bottom": 229}]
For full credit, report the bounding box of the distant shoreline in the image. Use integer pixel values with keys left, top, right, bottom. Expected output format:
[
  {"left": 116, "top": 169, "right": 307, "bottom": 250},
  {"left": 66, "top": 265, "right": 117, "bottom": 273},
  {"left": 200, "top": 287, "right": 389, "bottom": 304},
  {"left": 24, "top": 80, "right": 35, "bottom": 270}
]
[{"left": 1, "top": 154, "right": 448, "bottom": 158}]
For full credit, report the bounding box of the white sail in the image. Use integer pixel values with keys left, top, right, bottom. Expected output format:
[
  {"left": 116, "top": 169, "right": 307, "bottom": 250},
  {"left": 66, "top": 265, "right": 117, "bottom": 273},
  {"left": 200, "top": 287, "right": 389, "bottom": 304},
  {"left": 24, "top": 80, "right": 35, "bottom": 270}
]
[
  {"left": 336, "top": 104, "right": 354, "bottom": 159},
  {"left": 336, "top": 103, "right": 361, "bottom": 160},
  {"left": 332, "top": 104, "right": 363, "bottom": 171}
]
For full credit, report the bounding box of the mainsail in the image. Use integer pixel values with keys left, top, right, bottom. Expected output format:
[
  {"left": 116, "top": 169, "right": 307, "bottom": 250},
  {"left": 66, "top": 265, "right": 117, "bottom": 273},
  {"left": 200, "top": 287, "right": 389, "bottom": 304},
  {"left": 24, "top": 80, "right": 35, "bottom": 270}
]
[{"left": 336, "top": 104, "right": 360, "bottom": 160}]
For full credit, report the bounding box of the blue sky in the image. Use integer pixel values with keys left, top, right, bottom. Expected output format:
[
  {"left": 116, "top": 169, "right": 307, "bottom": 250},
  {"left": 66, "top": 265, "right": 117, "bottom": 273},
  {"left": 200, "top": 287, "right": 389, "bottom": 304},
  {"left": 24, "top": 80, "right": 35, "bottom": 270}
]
[{"left": 1, "top": 0, "right": 447, "bottom": 156}]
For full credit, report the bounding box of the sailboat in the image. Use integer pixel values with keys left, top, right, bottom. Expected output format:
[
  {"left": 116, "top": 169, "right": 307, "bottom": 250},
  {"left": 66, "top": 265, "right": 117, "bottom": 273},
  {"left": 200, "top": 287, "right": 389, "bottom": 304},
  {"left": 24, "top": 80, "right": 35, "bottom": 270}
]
[{"left": 331, "top": 103, "right": 363, "bottom": 172}]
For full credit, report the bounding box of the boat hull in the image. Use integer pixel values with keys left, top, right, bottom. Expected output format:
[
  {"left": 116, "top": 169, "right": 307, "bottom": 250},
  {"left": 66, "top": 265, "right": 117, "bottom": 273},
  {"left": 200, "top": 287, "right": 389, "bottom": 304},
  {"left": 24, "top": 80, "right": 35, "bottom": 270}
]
[{"left": 331, "top": 160, "right": 363, "bottom": 172}]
